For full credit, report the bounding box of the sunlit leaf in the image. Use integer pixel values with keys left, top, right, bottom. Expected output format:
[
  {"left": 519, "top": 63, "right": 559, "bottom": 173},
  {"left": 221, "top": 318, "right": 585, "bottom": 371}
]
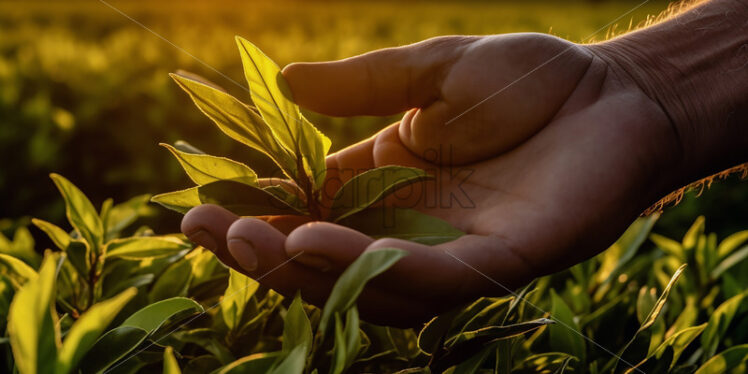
[
  {"left": 216, "top": 352, "right": 283, "bottom": 374},
  {"left": 596, "top": 215, "right": 658, "bottom": 284},
  {"left": 170, "top": 72, "right": 298, "bottom": 179},
  {"left": 55, "top": 288, "right": 137, "bottom": 374},
  {"left": 221, "top": 269, "right": 259, "bottom": 332},
  {"left": 235, "top": 36, "right": 331, "bottom": 189},
  {"left": 683, "top": 216, "right": 705, "bottom": 250},
  {"left": 104, "top": 194, "right": 152, "bottom": 240},
  {"left": 163, "top": 346, "right": 181, "bottom": 374},
  {"left": 161, "top": 143, "right": 258, "bottom": 186},
  {"left": 549, "top": 290, "right": 585, "bottom": 361},
  {"left": 446, "top": 318, "right": 554, "bottom": 347},
  {"left": 269, "top": 344, "right": 306, "bottom": 374},
  {"left": 701, "top": 292, "right": 746, "bottom": 359},
  {"left": 694, "top": 344, "right": 748, "bottom": 374},
  {"left": 650, "top": 233, "right": 685, "bottom": 261},
  {"left": 151, "top": 187, "right": 202, "bottom": 214},
  {"left": 50, "top": 173, "right": 103, "bottom": 251},
  {"left": 717, "top": 230, "right": 748, "bottom": 259},
  {"left": 32, "top": 219, "right": 71, "bottom": 251},
  {"left": 282, "top": 293, "right": 312, "bottom": 355},
  {"left": 711, "top": 245, "right": 748, "bottom": 280},
  {"left": 106, "top": 236, "right": 191, "bottom": 260},
  {"left": 8, "top": 255, "right": 61, "bottom": 374},
  {"left": 329, "top": 166, "right": 433, "bottom": 221},
  {"left": 339, "top": 207, "right": 463, "bottom": 245},
  {"left": 0, "top": 253, "right": 38, "bottom": 285}
]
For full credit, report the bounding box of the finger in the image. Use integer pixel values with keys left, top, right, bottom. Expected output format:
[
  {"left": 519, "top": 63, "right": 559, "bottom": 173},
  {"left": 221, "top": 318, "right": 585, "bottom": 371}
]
[
  {"left": 282, "top": 36, "right": 475, "bottom": 116},
  {"left": 225, "top": 217, "right": 432, "bottom": 326},
  {"left": 181, "top": 204, "right": 242, "bottom": 269},
  {"left": 285, "top": 221, "right": 374, "bottom": 272}
]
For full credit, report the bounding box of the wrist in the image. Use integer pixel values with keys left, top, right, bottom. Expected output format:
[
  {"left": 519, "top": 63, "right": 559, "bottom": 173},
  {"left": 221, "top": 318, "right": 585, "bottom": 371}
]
[{"left": 589, "top": 0, "right": 748, "bottom": 187}]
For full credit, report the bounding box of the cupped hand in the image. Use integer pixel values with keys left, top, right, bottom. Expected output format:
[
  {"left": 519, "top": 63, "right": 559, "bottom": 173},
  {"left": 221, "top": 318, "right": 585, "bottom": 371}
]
[{"left": 181, "top": 34, "right": 682, "bottom": 327}]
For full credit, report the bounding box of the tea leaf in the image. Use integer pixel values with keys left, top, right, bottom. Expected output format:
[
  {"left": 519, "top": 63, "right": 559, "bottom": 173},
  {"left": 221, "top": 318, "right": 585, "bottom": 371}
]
[
  {"left": 79, "top": 326, "right": 149, "bottom": 374},
  {"left": 121, "top": 297, "right": 204, "bottom": 334},
  {"left": 716, "top": 230, "right": 748, "bottom": 259},
  {"left": 417, "top": 309, "right": 459, "bottom": 354},
  {"left": 55, "top": 288, "right": 137, "bottom": 374},
  {"left": 50, "top": 173, "right": 103, "bottom": 251},
  {"left": 282, "top": 293, "right": 312, "bottom": 355},
  {"left": 710, "top": 245, "right": 748, "bottom": 280},
  {"left": 104, "top": 194, "right": 152, "bottom": 240},
  {"left": 149, "top": 258, "right": 194, "bottom": 302},
  {"left": 0, "top": 253, "right": 38, "bottom": 285},
  {"left": 151, "top": 187, "right": 202, "bottom": 214},
  {"left": 694, "top": 344, "right": 748, "bottom": 374},
  {"left": 338, "top": 208, "right": 463, "bottom": 245},
  {"left": 235, "top": 37, "right": 331, "bottom": 189},
  {"left": 330, "top": 166, "right": 433, "bottom": 221},
  {"left": 222, "top": 269, "right": 259, "bottom": 332},
  {"left": 7, "top": 255, "right": 60, "bottom": 374},
  {"left": 31, "top": 218, "right": 71, "bottom": 251},
  {"left": 64, "top": 240, "right": 91, "bottom": 280},
  {"left": 549, "top": 290, "right": 585, "bottom": 361},
  {"left": 268, "top": 345, "right": 306, "bottom": 374},
  {"left": 701, "top": 292, "right": 746, "bottom": 359},
  {"left": 106, "top": 236, "right": 191, "bottom": 260},
  {"left": 650, "top": 233, "right": 685, "bottom": 261},
  {"left": 164, "top": 346, "right": 181, "bottom": 374},
  {"left": 161, "top": 143, "right": 258, "bottom": 186},
  {"left": 653, "top": 323, "right": 706, "bottom": 369},
  {"left": 319, "top": 248, "right": 408, "bottom": 336},
  {"left": 216, "top": 352, "right": 283, "bottom": 374},
  {"left": 170, "top": 72, "right": 298, "bottom": 179},
  {"left": 198, "top": 180, "right": 305, "bottom": 216},
  {"left": 446, "top": 318, "right": 554, "bottom": 347},
  {"left": 683, "top": 216, "right": 705, "bottom": 250},
  {"left": 596, "top": 215, "right": 658, "bottom": 285}
]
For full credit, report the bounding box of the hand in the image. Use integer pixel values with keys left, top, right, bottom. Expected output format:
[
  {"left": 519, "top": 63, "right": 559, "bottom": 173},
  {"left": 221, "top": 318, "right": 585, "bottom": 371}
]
[{"left": 181, "top": 22, "right": 740, "bottom": 327}]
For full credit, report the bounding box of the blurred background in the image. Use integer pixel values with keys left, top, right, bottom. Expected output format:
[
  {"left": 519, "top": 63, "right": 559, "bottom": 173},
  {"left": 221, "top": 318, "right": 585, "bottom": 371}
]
[{"left": 1, "top": 0, "right": 746, "bottom": 245}]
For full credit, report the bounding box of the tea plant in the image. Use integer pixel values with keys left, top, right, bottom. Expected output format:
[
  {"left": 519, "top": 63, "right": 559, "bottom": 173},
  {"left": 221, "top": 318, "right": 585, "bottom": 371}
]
[
  {"left": 2, "top": 174, "right": 748, "bottom": 373},
  {"left": 152, "top": 37, "right": 463, "bottom": 244}
]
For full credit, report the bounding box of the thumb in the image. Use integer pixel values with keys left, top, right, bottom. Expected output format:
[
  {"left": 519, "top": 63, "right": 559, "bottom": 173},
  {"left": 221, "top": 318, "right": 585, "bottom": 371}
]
[{"left": 282, "top": 36, "right": 474, "bottom": 117}]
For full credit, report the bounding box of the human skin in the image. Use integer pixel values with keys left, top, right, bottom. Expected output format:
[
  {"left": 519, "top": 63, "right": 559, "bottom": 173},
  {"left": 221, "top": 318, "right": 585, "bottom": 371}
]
[{"left": 181, "top": 0, "right": 748, "bottom": 327}]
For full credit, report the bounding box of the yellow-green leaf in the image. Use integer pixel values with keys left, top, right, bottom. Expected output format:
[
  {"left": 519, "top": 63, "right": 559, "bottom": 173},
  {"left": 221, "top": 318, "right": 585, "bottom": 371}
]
[
  {"left": 0, "top": 253, "right": 38, "bottom": 285},
  {"left": 549, "top": 290, "right": 585, "bottom": 361},
  {"left": 32, "top": 219, "right": 71, "bottom": 251},
  {"left": 701, "top": 292, "right": 746, "bottom": 359},
  {"left": 106, "top": 236, "right": 191, "bottom": 260},
  {"left": 161, "top": 143, "right": 258, "bottom": 186},
  {"left": 164, "top": 346, "right": 182, "bottom": 374},
  {"left": 151, "top": 187, "right": 202, "bottom": 215},
  {"left": 170, "top": 72, "right": 297, "bottom": 179},
  {"left": 121, "top": 297, "right": 204, "bottom": 334},
  {"left": 650, "top": 233, "right": 685, "bottom": 261},
  {"left": 235, "top": 37, "right": 330, "bottom": 189},
  {"left": 55, "top": 288, "right": 137, "bottom": 374},
  {"left": 221, "top": 269, "right": 259, "bottom": 331},
  {"left": 717, "top": 230, "right": 748, "bottom": 259},
  {"left": 50, "top": 174, "right": 103, "bottom": 250},
  {"left": 198, "top": 180, "right": 305, "bottom": 216},
  {"left": 282, "top": 293, "right": 312, "bottom": 355},
  {"left": 695, "top": 344, "right": 748, "bottom": 374},
  {"left": 8, "top": 255, "right": 61, "bottom": 374}
]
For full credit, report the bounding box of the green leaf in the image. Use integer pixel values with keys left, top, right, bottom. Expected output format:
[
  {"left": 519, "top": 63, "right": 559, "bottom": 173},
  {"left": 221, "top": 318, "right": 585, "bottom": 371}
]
[
  {"left": 451, "top": 345, "right": 494, "bottom": 374},
  {"left": 55, "top": 288, "right": 137, "bottom": 374},
  {"left": 319, "top": 248, "right": 408, "bottom": 336},
  {"left": 50, "top": 173, "right": 103, "bottom": 251},
  {"left": 329, "top": 166, "right": 433, "bottom": 221},
  {"left": 636, "top": 287, "right": 658, "bottom": 324},
  {"left": 151, "top": 188, "right": 202, "bottom": 214},
  {"left": 104, "top": 194, "right": 152, "bottom": 240},
  {"left": 711, "top": 245, "right": 748, "bottom": 280},
  {"left": 121, "top": 297, "right": 204, "bottom": 334},
  {"left": 331, "top": 312, "right": 348, "bottom": 374},
  {"left": 653, "top": 323, "right": 706, "bottom": 369},
  {"left": 149, "top": 258, "right": 194, "bottom": 302},
  {"left": 164, "top": 346, "right": 181, "bottom": 374},
  {"left": 701, "top": 292, "right": 746, "bottom": 359},
  {"left": 235, "top": 37, "right": 331, "bottom": 189},
  {"left": 198, "top": 180, "right": 305, "bottom": 216},
  {"left": 32, "top": 219, "right": 71, "bottom": 251},
  {"left": 174, "top": 328, "right": 234, "bottom": 365},
  {"left": 170, "top": 72, "right": 297, "bottom": 180},
  {"left": 683, "top": 216, "right": 705, "bottom": 250},
  {"left": 8, "top": 255, "right": 61, "bottom": 374},
  {"left": 615, "top": 264, "right": 687, "bottom": 373},
  {"left": 216, "top": 352, "right": 283, "bottom": 374},
  {"left": 282, "top": 293, "right": 312, "bottom": 354},
  {"left": 338, "top": 208, "right": 463, "bottom": 245},
  {"left": 0, "top": 253, "right": 38, "bottom": 285},
  {"left": 417, "top": 309, "right": 459, "bottom": 354},
  {"left": 549, "top": 290, "right": 585, "bottom": 361},
  {"left": 596, "top": 215, "right": 658, "bottom": 284},
  {"left": 717, "top": 230, "right": 748, "bottom": 259},
  {"left": 650, "top": 233, "right": 685, "bottom": 261},
  {"left": 269, "top": 344, "right": 306, "bottom": 374},
  {"left": 64, "top": 240, "right": 91, "bottom": 280},
  {"left": 446, "top": 318, "right": 554, "bottom": 347},
  {"left": 161, "top": 143, "right": 258, "bottom": 186},
  {"left": 221, "top": 269, "right": 259, "bottom": 331},
  {"left": 79, "top": 326, "right": 149, "bottom": 374},
  {"left": 343, "top": 308, "right": 361, "bottom": 369},
  {"left": 106, "top": 236, "right": 191, "bottom": 260},
  {"left": 695, "top": 344, "right": 748, "bottom": 374}
]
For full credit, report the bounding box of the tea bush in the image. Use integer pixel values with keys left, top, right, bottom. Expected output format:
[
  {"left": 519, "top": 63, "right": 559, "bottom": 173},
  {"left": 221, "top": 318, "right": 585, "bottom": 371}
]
[{"left": 1, "top": 176, "right": 748, "bottom": 373}]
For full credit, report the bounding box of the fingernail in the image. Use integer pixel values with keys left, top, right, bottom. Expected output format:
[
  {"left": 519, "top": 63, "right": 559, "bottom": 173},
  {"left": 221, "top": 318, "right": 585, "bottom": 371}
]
[
  {"left": 187, "top": 229, "right": 217, "bottom": 252},
  {"left": 228, "top": 238, "right": 258, "bottom": 271},
  {"left": 296, "top": 254, "right": 332, "bottom": 272}
]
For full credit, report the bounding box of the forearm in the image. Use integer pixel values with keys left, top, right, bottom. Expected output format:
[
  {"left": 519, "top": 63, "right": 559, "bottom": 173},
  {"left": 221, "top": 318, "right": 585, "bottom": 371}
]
[{"left": 590, "top": 0, "right": 748, "bottom": 186}]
